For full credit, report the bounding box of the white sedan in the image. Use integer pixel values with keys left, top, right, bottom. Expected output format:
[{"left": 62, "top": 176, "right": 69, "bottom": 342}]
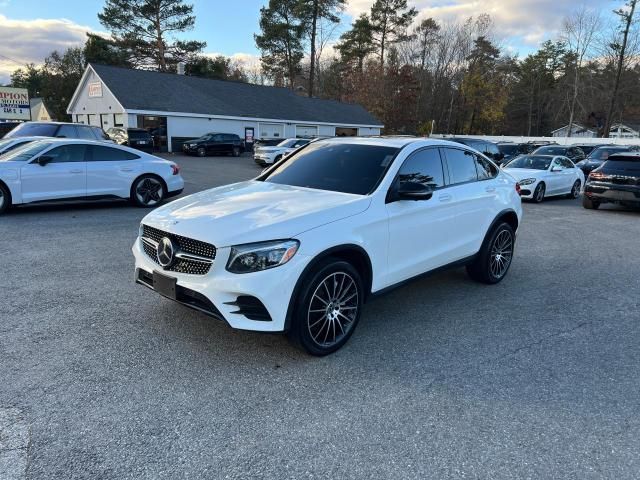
[
  {"left": 253, "top": 138, "right": 311, "bottom": 166},
  {"left": 0, "top": 139, "right": 184, "bottom": 214},
  {"left": 503, "top": 154, "right": 585, "bottom": 202}
]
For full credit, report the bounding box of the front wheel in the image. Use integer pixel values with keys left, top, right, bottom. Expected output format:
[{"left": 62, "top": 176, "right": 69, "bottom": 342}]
[
  {"left": 0, "top": 183, "right": 10, "bottom": 215},
  {"left": 288, "top": 259, "right": 364, "bottom": 356},
  {"left": 232, "top": 146, "right": 241, "bottom": 157},
  {"left": 568, "top": 180, "right": 581, "bottom": 199},
  {"left": 466, "top": 222, "right": 515, "bottom": 284},
  {"left": 533, "top": 182, "right": 545, "bottom": 203},
  {"left": 132, "top": 175, "right": 165, "bottom": 208},
  {"left": 197, "top": 147, "right": 206, "bottom": 157}
]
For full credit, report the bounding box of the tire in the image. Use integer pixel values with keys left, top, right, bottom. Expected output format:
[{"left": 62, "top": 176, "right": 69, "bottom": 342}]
[
  {"left": 567, "top": 180, "right": 581, "bottom": 199},
  {"left": 232, "top": 146, "right": 241, "bottom": 157},
  {"left": 273, "top": 154, "right": 282, "bottom": 164},
  {"left": 582, "top": 196, "right": 600, "bottom": 210},
  {"left": 131, "top": 175, "right": 165, "bottom": 208},
  {"left": 466, "top": 222, "right": 515, "bottom": 284},
  {"left": 197, "top": 147, "right": 206, "bottom": 157},
  {"left": 533, "top": 182, "right": 545, "bottom": 203},
  {"left": 287, "top": 259, "right": 364, "bottom": 356},
  {"left": 0, "top": 183, "right": 10, "bottom": 215}
]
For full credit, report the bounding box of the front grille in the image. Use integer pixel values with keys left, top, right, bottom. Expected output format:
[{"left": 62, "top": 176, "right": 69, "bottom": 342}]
[{"left": 141, "top": 224, "right": 216, "bottom": 275}]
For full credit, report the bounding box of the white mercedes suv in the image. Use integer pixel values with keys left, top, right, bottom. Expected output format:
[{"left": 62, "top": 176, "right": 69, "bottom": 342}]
[{"left": 133, "top": 137, "right": 522, "bottom": 355}]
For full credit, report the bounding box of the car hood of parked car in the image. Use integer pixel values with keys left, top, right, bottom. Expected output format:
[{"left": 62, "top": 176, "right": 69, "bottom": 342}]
[
  {"left": 502, "top": 168, "right": 545, "bottom": 180},
  {"left": 142, "top": 180, "right": 371, "bottom": 247}
]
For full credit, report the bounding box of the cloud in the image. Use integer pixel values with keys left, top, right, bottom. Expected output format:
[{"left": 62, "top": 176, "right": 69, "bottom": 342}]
[
  {"left": 0, "top": 14, "right": 101, "bottom": 84},
  {"left": 344, "top": 0, "right": 605, "bottom": 51}
]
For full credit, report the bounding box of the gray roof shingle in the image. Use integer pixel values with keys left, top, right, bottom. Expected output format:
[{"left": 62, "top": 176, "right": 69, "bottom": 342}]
[{"left": 90, "top": 64, "right": 382, "bottom": 126}]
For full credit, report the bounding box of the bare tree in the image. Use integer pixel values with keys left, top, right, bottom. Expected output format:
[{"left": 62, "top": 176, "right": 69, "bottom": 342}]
[{"left": 561, "top": 7, "right": 601, "bottom": 137}]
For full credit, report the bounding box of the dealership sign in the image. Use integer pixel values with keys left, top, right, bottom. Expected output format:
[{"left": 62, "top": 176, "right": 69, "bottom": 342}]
[{"left": 0, "top": 87, "right": 30, "bottom": 121}]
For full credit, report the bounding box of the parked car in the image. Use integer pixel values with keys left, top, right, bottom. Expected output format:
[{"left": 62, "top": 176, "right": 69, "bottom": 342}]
[
  {"left": 503, "top": 154, "right": 584, "bottom": 202},
  {"left": 254, "top": 138, "right": 312, "bottom": 166},
  {"left": 133, "top": 137, "right": 522, "bottom": 355},
  {"left": 254, "top": 138, "right": 284, "bottom": 148},
  {"left": 575, "top": 145, "right": 633, "bottom": 178},
  {"left": 497, "top": 142, "right": 531, "bottom": 164},
  {"left": 570, "top": 143, "right": 610, "bottom": 156},
  {"left": 532, "top": 145, "right": 586, "bottom": 162},
  {"left": 4, "top": 121, "right": 111, "bottom": 142},
  {"left": 0, "top": 136, "right": 46, "bottom": 155},
  {"left": 182, "top": 133, "right": 244, "bottom": 157},
  {"left": 107, "top": 127, "right": 154, "bottom": 153},
  {"left": 0, "top": 139, "right": 183, "bottom": 215},
  {"left": 449, "top": 137, "right": 504, "bottom": 163},
  {"left": 583, "top": 152, "right": 640, "bottom": 210},
  {"left": 0, "top": 122, "right": 20, "bottom": 138}
]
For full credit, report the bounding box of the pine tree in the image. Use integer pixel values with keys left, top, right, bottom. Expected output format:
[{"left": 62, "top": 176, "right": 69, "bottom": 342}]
[{"left": 369, "top": 0, "right": 417, "bottom": 66}]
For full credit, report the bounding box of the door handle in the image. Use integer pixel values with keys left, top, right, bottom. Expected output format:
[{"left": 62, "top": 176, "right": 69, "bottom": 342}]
[
  {"left": 120, "top": 167, "right": 133, "bottom": 172},
  {"left": 69, "top": 169, "right": 83, "bottom": 174},
  {"left": 439, "top": 194, "right": 452, "bottom": 202},
  {"left": 485, "top": 186, "right": 496, "bottom": 192}
]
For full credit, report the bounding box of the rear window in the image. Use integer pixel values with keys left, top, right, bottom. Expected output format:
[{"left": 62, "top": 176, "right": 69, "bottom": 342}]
[
  {"left": 588, "top": 147, "right": 629, "bottom": 160},
  {"left": 602, "top": 156, "right": 640, "bottom": 172},
  {"left": 498, "top": 144, "right": 520, "bottom": 155},
  {"left": 264, "top": 142, "right": 399, "bottom": 195},
  {"left": 534, "top": 146, "right": 567, "bottom": 155},
  {"left": 128, "top": 130, "right": 151, "bottom": 139},
  {"left": 5, "top": 123, "right": 58, "bottom": 138}
]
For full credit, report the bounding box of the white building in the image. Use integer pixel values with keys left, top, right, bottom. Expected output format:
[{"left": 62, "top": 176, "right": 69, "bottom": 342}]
[
  {"left": 550, "top": 123, "right": 596, "bottom": 138},
  {"left": 67, "top": 64, "right": 383, "bottom": 152},
  {"left": 29, "top": 98, "right": 51, "bottom": 121},
  {"left": 609, "top": 123, "right": 639, "bottom": 139}
]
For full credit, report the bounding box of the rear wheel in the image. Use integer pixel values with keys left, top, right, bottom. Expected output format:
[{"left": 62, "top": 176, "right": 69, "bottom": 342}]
[
  {"left": 132, "top": 175, "right": 165, "bottom": 208},
  {"left": 0, "top": 183, "right": 10, "bottom": 215},
  {"left": 232, "top": 146, "right": 241, "bottom": 157},
  {"left": 533, "top": 182, "right": 545, "bottom": 203},
  {"left": 568, "top": 180, "right": 581, "bottom": 199},
  {"left": 288, "top": 259, "right": 364, "bottom": 356},
  {"left": 466, "top": 222, "right": 515, "bottom": 284},
  {"left": 582, "top": 195, "right": 600, "bottom": 210}
]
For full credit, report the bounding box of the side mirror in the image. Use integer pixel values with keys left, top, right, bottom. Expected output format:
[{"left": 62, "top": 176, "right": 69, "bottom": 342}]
[
  {"left": 395, "top": 181, "right": 433, "bottom": 201},
  {"left": 551, "top": 166, "right": 561, "bottom": 172},
  {"left": 36, "top": 155, "right": 53, "bottom": 166}
]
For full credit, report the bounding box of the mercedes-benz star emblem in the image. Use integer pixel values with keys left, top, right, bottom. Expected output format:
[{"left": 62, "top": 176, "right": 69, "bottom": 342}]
[{"left": 157, "top": 237, "right": 176, "bottom": 268}]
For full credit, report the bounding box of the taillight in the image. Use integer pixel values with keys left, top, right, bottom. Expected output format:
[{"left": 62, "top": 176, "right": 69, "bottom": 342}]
[
  {"left": 589, "top": 171, "right": 604, "bottom": 181},
  {"left": 171, "top": 164, "right": 180, "bottom": 175},
  {"left": 515, "top": 183, "right": 521, "bottom": 195}
]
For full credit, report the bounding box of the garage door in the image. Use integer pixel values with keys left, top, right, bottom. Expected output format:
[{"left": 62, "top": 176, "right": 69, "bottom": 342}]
[
  {"left": 296, "top": 125, "right": 319, "bottom": 138},
  {"left": 259, "top": 123, "right": 284, "bottom": 139}
]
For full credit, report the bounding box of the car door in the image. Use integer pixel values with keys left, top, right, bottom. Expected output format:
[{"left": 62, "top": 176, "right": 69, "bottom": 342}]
[
  {"left": 385, "top": 147, "right": 459, "bottom": 284},
  {"left": 86, "top": 144, "right": 142, "bottom": 198},
  {"left": 547, "top": 157, "right": 566, "bottom": 194},
  {"left": 19, "top": 144, "right": 87, "bottom": 202},
  {"left": 209, "top": 134, "right": 224, "bottom": 154},
  {"left": 560, "top": 157, "right": 579, "bottom": 191}
]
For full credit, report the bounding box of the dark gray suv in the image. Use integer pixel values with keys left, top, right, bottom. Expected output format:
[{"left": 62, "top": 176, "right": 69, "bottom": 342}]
[{"left": 4, "top": 121, "right": 111, "bottom": 142}]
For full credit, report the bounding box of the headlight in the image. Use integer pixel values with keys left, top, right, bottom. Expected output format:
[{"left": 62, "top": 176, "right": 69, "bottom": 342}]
[
  {"left": 226, "top": 240, "right": 299, "bottom": 274},
  {"left": 138, "top": 223, "right": 144, "bottom": 237},
  {"left": 518, "top": 178, "right": 537, "bottom": 186}
]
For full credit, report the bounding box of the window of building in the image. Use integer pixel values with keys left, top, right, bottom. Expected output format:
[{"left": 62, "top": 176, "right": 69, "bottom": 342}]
[{"left": 114, "top": 113, "right": 125, "bottom": 127}]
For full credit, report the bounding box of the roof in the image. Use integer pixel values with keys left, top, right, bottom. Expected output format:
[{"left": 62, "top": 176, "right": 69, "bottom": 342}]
[
  {"left": 85, "top": 64, "right": 383, "bottom": 127},
  {"left": 551, "top": 123, "right": 595, "bottom": 133}
]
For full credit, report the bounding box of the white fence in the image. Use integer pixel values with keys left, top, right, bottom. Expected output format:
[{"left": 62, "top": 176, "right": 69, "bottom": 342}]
[{"left": 431, "top": 134, "right": 640, "bottom": 146}]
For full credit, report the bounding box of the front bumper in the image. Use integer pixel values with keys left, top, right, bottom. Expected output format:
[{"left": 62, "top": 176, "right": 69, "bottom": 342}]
[
  {"left": 253, "top": 153, "right": 275, "bottom": 166},
  {"left": 132, "top": 237, "right": 310, "bottom": 332}
]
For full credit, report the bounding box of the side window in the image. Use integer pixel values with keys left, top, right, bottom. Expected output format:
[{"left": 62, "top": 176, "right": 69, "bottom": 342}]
[
  {"left": 475, "top": 154, "right": 498, "bottom": 180},
  {"left": 561, "top": 158, "right": 574, "bottom": 168},
  {"left": 88, "top": 145, "right": 139, "bottom": 161},
  {"left": 76, "top": 126, "right": 96, "bottom": 140},
  {"left": 46, "top": 144, "right": 87, "bottom": 163},
  {"left": 396, "top": 148, "right": 445, "bottom": 190},
  {"left": 551, "top": 158, "right": 563, "bottom": 170},
  {"left": 92, "top": 127, "right": 110, "bottom": 140},
  {"left": 212, "top": 134, "right": 224, "bottom": 142},
  {"left": 443, "top": 148, "right": 478, "bottom": 184},
  {"left": 56, "top": 125, "right": 78, "bottom": 138},
  {"left": 487, "top": 144, "right": 500, "bottom": 158}
]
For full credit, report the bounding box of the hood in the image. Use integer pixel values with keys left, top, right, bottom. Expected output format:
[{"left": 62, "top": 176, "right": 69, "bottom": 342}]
[
  {"left": 142, "top": 181, "right": 370, "bottom": 247},
  {"left": 257, "top": 146, "right": 284, "bottom": 152},
  {"left": 502, "top": 168, "right": 544, "bottom": 181}
]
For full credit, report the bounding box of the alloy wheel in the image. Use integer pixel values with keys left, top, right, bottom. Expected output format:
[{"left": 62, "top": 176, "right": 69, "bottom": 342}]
[
  {"left": 0, "top": 189, "right": 4, "bottom": 210},
  {"left": 135, "top": 178, "right": 163, "bottom": 206},
  {"left": 571, "top": 181, "right": 581, "bottom": 198},
  {"left": 535, "top": 184, "right": 545, "bottom": 202},
  {"left": 307, "top": 272, "right": 359, "bottom": 348},
  {"left": 489, "top": 229, "right": 513, "bottom": 279}
]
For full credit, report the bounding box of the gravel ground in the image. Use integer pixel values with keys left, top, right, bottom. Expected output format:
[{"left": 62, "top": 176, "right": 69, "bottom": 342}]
[{"left": 1, "top": 153, "right": 639, "bottom": 479}]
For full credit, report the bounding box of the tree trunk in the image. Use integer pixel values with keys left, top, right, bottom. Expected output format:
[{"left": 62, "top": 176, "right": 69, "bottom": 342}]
[
  {"left": 604, "top": 0, "right": 636, "bottom": 138},
  {"left": 155, "top": 13, "right": 165, "bottom": 71},
  {"left": 308, "top": 0, "right": 318, "bottom": 97}
]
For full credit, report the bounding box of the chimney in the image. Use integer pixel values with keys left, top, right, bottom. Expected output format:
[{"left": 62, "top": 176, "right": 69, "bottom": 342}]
[{"left": 177, "top": 62, "right": 185, "bottom": 75}]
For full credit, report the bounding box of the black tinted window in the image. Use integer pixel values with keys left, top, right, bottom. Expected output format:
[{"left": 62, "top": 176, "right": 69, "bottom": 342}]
[
  {"left": 486, "top": 143, "right": 500, "bottom": 156},
  {"left": 89, "top": 145, "right": 139, "bottom": 161},
  {"left": 443, "top": 148, "right": 478, "bottom": 184},
  {"left": 4, "top": 123, "right": 57, "bottom": 138},
  {"left": 476, "top": 155, "right": 498, "bottom": 179},
  {"left": 397, "top": 148, "right": 444, "bottom": 189},
  {"left": 76, "top": 126, "right": 96, "bottom": 140},
  {"left": 264, "top": 142, "right": 399, "bottom": 195},
  {"left": 56, "top": 125, "right": 78, "bottom": 138},
  {"left": 212, "top": 134, "right": 224, "bottom": 142},
  {"left": 46, "top": 144, "right": 87, "bottom": 163},
  {"left": 560, "top": 158, "right": 574, "bottom": 168},
  {"left": 92, "top": 127, "right": 110, "bottom": 140}
]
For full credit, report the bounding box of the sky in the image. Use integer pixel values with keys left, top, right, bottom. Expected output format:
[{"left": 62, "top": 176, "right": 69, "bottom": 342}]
[{"left": 0, "top": 0, "right": 611, "bottom": 84}]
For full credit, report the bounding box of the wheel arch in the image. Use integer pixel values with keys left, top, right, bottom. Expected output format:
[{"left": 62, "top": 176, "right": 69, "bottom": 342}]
[
  {"left": 283, "top": 244, "right": 373, "bottom": 332},
  {"left": 0, "top": 179, "right": 13, "bottom": 207},
  {"left": 129, "top": 172, "right": 168, "bottom": 200},
  {"left": 484, "top": 209, "right": 519, "bottom": 242}
]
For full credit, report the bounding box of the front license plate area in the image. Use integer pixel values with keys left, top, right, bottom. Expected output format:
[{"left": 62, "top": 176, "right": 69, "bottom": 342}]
[{"left": 153, "top": 271, "right": 177, "bottom": 300}]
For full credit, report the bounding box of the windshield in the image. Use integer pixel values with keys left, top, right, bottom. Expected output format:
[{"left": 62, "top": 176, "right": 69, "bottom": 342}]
[
  {"left": 587, "top": 147, "right": 628, "bottom": 160},
  {"left": 277, "top": 139, "right": 297, "bottom": 148},
  {"left": 0, "top": 141, "right": 52, "bottom": 162},
  {"left": 264, "top": 142, "right": 399, "bottom": 195},
  {"left": 192, "top": 135, "right": 210, "bottom": 142},
  {"left": 0, "top": 139, "right": 14, "bottom": 149},
  {"left": 498, "top": 144, "right": 520, "bottom": 155},
  {"left": 4, "top": 123, "right": 57, "bottom": 138},
  {"left": 534, "top": 146, "right": 567, "bottom": 155},
  {"left": 505, "top": 155, "right": 552, "bottom": 170}
]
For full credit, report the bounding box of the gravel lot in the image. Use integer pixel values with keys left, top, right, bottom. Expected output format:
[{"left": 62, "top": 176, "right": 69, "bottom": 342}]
[{"left": 1, "top": 153, "right": 639, "bottom": 479}]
